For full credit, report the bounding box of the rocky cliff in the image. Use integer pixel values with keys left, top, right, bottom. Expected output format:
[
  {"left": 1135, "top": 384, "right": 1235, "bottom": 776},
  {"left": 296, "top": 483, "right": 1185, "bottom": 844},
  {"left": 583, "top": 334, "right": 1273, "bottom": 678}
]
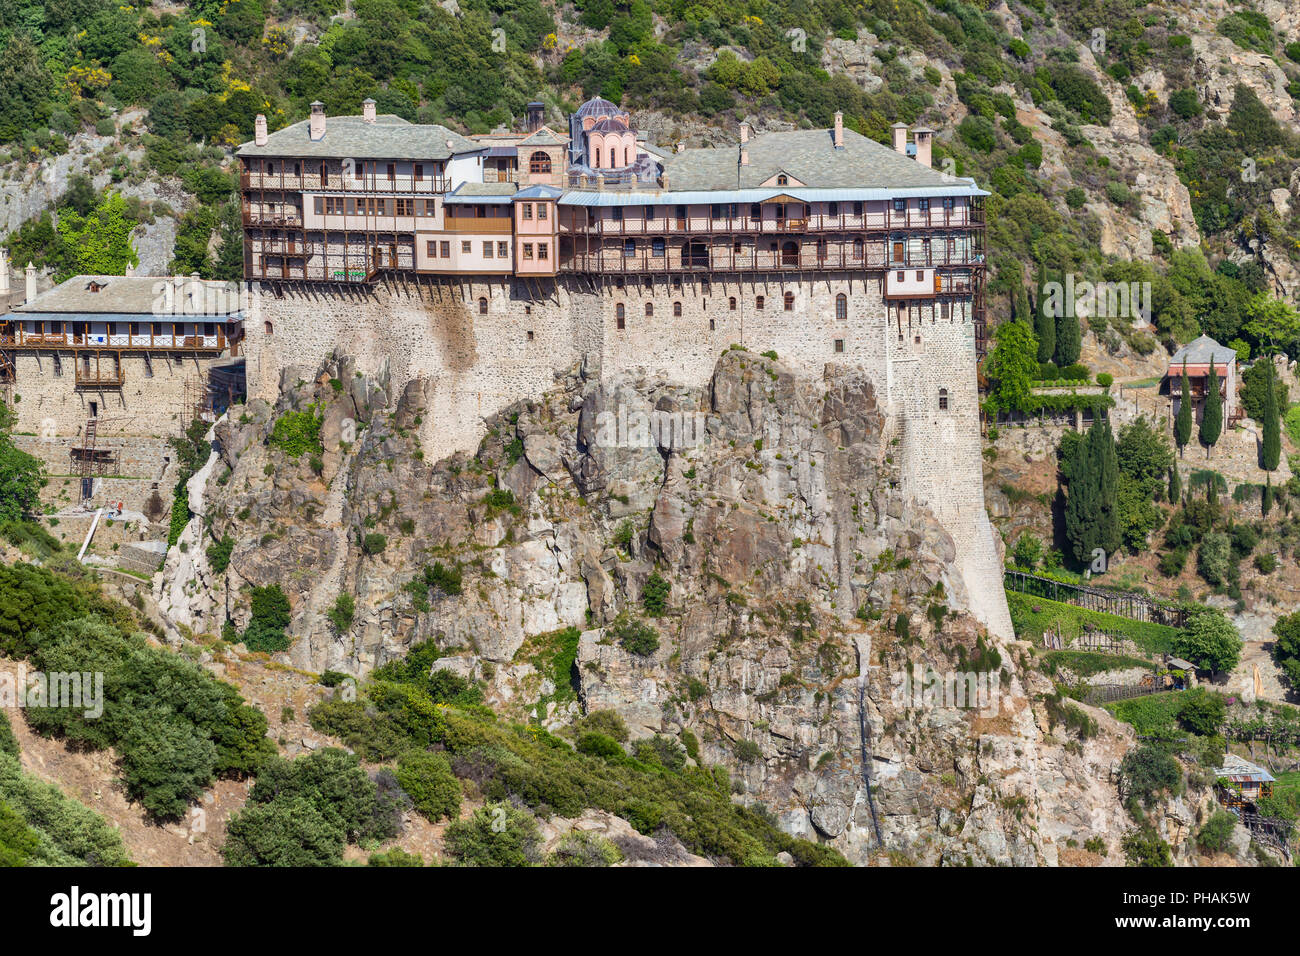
[{"left": 148, "top": 348, "right": 1239, "bottom": 864}]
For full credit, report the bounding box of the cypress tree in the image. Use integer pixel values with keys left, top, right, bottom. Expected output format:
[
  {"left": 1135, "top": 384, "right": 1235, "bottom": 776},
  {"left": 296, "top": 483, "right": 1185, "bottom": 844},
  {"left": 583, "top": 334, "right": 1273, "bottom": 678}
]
[
  {"left": 1262, "top": 355, "right": 1281, "bottom": 471},
  {"left": 1168, "top": 465, "right": 1181, "bottom": 502},
  {"left": 1200, "top": 362, "right": 1222, "bottom": 456},
  {"left": 1034, "top": 261, "right": 1055, "bottom": 364},
  {"left": 1174, "top": 361, "right": 1193, "bottom": 456},
  {"left": 1263, "top": 474, "right": 1273, "bottom": 517},
  {"left": 1054, "top": 270, "right": 1082, "bottom": 367},
  {"left": 1065, "top": 418, "right": 1121, "bottom": 566}
]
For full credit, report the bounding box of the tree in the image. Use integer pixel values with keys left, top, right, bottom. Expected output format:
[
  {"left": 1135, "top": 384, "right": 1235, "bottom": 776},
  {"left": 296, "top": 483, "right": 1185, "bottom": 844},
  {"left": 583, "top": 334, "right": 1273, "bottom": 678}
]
[
  {"left": 395, "top": 751, "right": 462, "bottom": 821},
  {"left": 1240, "top": 355, "right": 1289, "bottom": 421},
  {"left": 1054, "top": 270, "right": 1082, "bottom": 367},
  {"left": 1174, "top": 362, "right": 1193, "bottom": 456},
  {"left": 1271, "top": 611, "right": 1300, "bottom": 688},
  {"left": 1260, "top": 357, "right": 1281, "bottom": 472},
  {"left": 0, "top": 441, "right": 43, "bottom": 522},
  {"left": 1065, "top": 418, "right": 1121, "bottom": 566},
  {"left": 1168, "top": 465, "right": 1182, "bottom": 502},
  {"left": 1175, "top": 608, "right": 1242, "bottom": 676},
  {"left": 1200, "top": 362, "right": 1222, "bottom": 455},
  {"left": 985, "top": 318, "right": 1039, "bottom": 412},
  {"left": 446, "top": 802, "right": 542, "bottom": 866},
  {"left": 1117, "top": 417, "right": 1174, "bottom": 496},
  {"left": 1034, "top": 262, "right": 1055, "bottom": 363}
]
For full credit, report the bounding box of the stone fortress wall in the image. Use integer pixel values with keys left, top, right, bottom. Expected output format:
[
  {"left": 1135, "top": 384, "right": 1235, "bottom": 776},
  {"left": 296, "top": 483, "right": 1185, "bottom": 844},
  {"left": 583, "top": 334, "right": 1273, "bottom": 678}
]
[{"left": 244, "top": 276, "right": 1013, "bottom": 638}]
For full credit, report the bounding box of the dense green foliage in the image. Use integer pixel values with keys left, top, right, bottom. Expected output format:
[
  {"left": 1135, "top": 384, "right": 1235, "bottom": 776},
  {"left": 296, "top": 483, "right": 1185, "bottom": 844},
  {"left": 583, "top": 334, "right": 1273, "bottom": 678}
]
[
  {"left": 0, "top": 563, "right": 274, "bottom": 820},
  {"left": 0, "top": 752, "right": 132, "bottom": 866},
  {"left": 1064, "top": 418, "right": 1120, "bottom": 565},
  {"left": 1005, "top": 590, "right": 1178, "bottom": 656},
  {"left": 0, "top": 401, "right": 42, "bottom": 522},
  {"left": 243, "top": 584, "right": 292, "bottom": 652}
]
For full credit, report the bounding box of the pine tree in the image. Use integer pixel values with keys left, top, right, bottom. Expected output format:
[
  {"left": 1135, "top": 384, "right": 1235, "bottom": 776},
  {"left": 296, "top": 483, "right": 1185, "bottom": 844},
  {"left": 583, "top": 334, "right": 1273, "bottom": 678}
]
[
  {"left": 1262, "top": 355, "right": 1281, "bottom": 471},
  {"left": 1168, "top": 465, "right": 1181, "bottom": 502},
  {"left": 1054, "top": 270, "right": 1082, "bottom": 367},
  {"left": 1174, "top": 361, "right": 1193, "bottom": 456},
  {"left": 1200, "top": 362, "right": 1222, "bottom": 456},
  {"left": 1034, "top": 261, "right": 1055, "bottom": 364}
]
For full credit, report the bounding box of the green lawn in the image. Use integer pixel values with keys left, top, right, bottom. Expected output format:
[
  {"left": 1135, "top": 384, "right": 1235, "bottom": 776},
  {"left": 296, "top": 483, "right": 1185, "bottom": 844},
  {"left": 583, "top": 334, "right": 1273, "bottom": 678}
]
[{"left": 1007, "top": 590, "right": 1179, "bottom": 657}]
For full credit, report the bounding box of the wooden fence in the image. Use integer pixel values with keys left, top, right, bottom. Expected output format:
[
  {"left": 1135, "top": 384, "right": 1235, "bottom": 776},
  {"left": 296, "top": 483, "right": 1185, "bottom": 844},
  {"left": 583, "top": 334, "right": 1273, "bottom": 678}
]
[{"left": 1006, "top": 569, "right": 1188, "bottom": 628}]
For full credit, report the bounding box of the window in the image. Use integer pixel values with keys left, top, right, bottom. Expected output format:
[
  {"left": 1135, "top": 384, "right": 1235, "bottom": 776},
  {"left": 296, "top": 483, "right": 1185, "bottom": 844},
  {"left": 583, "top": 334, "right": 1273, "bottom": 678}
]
[
  {"left": 776, "top": 174, "right": 788, "bottom": 185},
  {"left": 462, "top": 241, "right": 472, "bottom": 254},
  {"left": 755, "top": 295, "right": 765, "bottom": 310},
  {"left": 352, "top": 160, "right": 363, "bottom": 180},
  {"left": 478, "top": 297, "right": 488, "bottom": 314},
  {"left": 266, "top": 161, "right": 275, "bottom": 174},
  {"left": 853, "top": 238, "right": 864, "bottom": 260},
  {"left": 835, "top": 294, "right": 847, "bottom": 320},
  {"left": 853, "top": 201, "right": 863, "bottom": 216},
  {"left": 387, "top": 163, "right": 396, "bottom": 181},
  {"left": 652, "top": 237, "right": 665, "bottom": 257},
  {"left": 919, "top": 198, "right": 930, "bottom": 211},
  {"left": 327, "top": 197, "right": 345, "bottom": 215},
  {"left": 896, "top": 270, "right": 906, "bottom": 281},
  {"left": 414, "top": 163, "right": 424, "bottom": 181},
  {"left": 938, "top": 388, "right": 949, "bottom": 411},
  {"left": 346, "top": 198, "right": 356, "bottom": 215},
  {"left": 314, "top": 196, "right": 324, "bottom": 215},
  {"left": 483, "top": 242, "right": 494, "bottom": 258},
  {"left": 915, "top": 270, "right": 924, "bottom": 282},
  {"left": 783, "top": 291, "right": 794, "bottom": 311},
  {"left": 441, "top": 241, "right": 450, "bottom": 257},
  {"left": 645, "top": 303, "right": 653, "bottom": 316},
  {"left": 420, "top": 199, "right": 437, "bottom": 217},
  {"left": 522, "top": 204, "right": 533, "bottom": 221},
  {"left": 530, "top": 151, "right": 552, "bottom": 174},
  {"left": 893, "top": 199, "right": 906, "bottom": 213},
  {"left": 729, "top": 296, "right": 737, "bottom": 312},
  {"left": 612, "top": 206, "right": 623, "bottom": 222},
  {"left": 204, "top": 322, "right": 216, "bottom": 337},
  {"left": 616, "top": 303, "right": 625, "bottom": 323},
  {"left": 733, "top": 240, "right": 742, "bottom": 254},
  {"left": 523, "top": 243, "right": 534, "bottom": 259},
  {"left": 624, "top": 239, "right": 636, "bottom": 258},
  {"left": 537, "top": 204, "right": 547, "bottom": 220},
  {"left": 264, "top": 321, "right": 273, "bottom": 335},
  {"left": 427, "top": 240, "right": 438, "bottom": 257},
  {"left": 498, "top": 241, "right": 509, "bottom": 258},
  {"left": 395, "top": 198, "right": 413, "bottom": 216},
  {"left": 538, "top": 243, "right": 548, "bottom": 260},
  {"left": 834, "top": 339, "right": 844, "bottom": 353},
  {"left": 750, "top": 203, "right": 761, "bottom": 221},
  {"left": 828, "top": 202, "right": 839, "bottom": 217},
  {"left": 673, "top": 301, "right": 682, "bottom": 317},
  {"left": 942, "top": 197, "right": 954, "bottom": 211}
]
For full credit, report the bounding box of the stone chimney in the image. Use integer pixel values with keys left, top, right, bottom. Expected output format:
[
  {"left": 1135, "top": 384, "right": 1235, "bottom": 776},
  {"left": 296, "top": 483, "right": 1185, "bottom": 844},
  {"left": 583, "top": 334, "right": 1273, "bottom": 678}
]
[
  {"left": 739, "top": 146, "right": 748, "bottom": 167},
  {"left": 309, "top": 101, "right": 326, "bottom": 141},
  {"left": 526, "top": 101, "right": 544, "bottom": 132},
  {"left": 254, "top": 113, "right": 268, "bottom": 146},
  {"left": 362, "top": 98, "right": 376, "bottom": 124},
  {"left": 739, "top": 122, "right": 750, "bottom": 144},
  {"left": 891, "top": 122, "right": 908, "bottom": 154},
  {"left": 912, "top": 126, "right": 933, "bottom": 168},
  {"left": 833, "top": 111, "right": 844, "bottom": 149},
  {"left": 25, "top": 262, "right": 36, "bottom": 303}
]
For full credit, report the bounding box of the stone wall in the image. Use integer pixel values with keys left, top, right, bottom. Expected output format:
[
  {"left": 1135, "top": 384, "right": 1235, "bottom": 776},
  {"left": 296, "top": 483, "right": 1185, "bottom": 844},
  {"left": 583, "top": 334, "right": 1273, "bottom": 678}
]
[{"left": 244, "top": 276, "right": 1012, "bottom": 637}]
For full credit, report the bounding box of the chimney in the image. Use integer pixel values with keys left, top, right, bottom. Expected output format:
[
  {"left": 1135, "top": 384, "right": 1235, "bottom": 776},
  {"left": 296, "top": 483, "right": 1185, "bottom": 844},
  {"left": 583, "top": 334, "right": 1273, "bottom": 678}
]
[
  {"left": 362, "top": 98, "right": 376, "bottom": 124},
  {"left": 125, "top": 262, "right": 135, "bottom": 277},
  {"left": 833, "top": 111, "right": 844, "bottom": 149},
  {"left": 739, "top": 122, "right": 750, "bottom": 144},
  {"left": 740, "top": 146, "right": 749, "bottom": 167},
  {"left": 912, "top": 127, "right": 933, "bottom": 168},
  {"left": 309, "top": 101, "right": 326, "bottom": 141},
  {"left": 891, "top": 122, "right": 908, "bottom": 154},
  {"left": 25, "top": 262, "right": 36, "bottom": 304},
  {"left": 254, "top": 113, "right": 268, "bottom": 146},
  {"left": 526, "top": 101, "right": 544, "bottom": 132}
]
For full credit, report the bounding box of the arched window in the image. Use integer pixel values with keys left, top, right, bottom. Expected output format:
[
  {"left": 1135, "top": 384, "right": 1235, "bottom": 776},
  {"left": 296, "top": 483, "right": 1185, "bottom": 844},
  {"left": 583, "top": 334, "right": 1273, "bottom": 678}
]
[
  {"left": 645, "top": 302, "right": 653, "bottom": 317},
  {"left": 938, "top": 388, "right": 949, "bottom": 411},
  {"left": 478, "top": 297, "right": 488, "bottom": 315},
  {"left": 776, "top": 174, "right": 788, "bottom": 186},
  {"left": 835, "top": 293, "right": 847, "bottom": 320},
  {"left": 624, "top": 147, "right": 630, "bottom": 166},
  {"left": 264, "top": 320, "right": 273, "bottom": 335},
  {"left": 729, "top": 296, "right": 737, "bottom": 311},
  {"left": 783, "top": 291, "right": 795, "bottom": 311},
  {"left": 673, "top": 301, "right": 682, "bottom": 317},
  {"left": 755, "top": 295, "right": 765, "bottom": 310},
  {"left": 610, "top": 148, "right": 616, "bottom": 168},
  {"left": 529, "top": 151, "right": 552, "bottom": 174}
]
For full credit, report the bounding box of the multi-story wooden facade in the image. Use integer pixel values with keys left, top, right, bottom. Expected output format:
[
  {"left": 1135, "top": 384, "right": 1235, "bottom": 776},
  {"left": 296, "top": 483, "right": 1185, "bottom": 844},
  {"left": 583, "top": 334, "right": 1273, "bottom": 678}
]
[{"left": 237, "top": 97, "right": 988, "bottom": 350}]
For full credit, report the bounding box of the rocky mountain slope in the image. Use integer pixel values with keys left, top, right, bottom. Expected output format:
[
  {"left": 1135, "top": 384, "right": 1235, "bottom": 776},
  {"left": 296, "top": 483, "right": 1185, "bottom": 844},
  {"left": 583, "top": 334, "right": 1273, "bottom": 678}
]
[{"left": 151, "top": 348, "right": 1233, "bottom": 864}]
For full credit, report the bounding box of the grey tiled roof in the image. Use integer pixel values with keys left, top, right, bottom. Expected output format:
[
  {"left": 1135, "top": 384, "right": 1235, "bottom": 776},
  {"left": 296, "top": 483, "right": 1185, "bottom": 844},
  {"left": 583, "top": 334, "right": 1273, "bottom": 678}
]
[
  {"left": 1169, "top": 335, "right": 1238, "bottom": 367},
  {"left": 237, "top": 115, "right": 479, "bottom": 160},
  {"left": 520, "top": 126, "right": 566, "bottom": 147},
  {"left": 8, "top": 275, "right": 243, "bottom": 317},
  {"left": 664, "top": 127, "right": 958, "bottom": 190}
]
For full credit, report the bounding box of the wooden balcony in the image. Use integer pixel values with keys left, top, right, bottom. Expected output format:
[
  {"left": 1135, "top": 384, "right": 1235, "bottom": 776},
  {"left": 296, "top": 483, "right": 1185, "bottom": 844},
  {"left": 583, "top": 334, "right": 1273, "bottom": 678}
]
[
  {"left": 75, "top": 364, "right": 124, "bottom": 389},
  {"left": 443, "top": 216, "right": 514, "bottom": 234}
]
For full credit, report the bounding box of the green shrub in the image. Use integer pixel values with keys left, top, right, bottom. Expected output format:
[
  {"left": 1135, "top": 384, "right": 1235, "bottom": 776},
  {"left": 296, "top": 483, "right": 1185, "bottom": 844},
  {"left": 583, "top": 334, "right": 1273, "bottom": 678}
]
[
  {"left": 1119, "top": 743, "right": 1184, "bottom": 807},
  {"left": 268, "top": 409, "right": 323, "bottom": 458},
  {"left": 611, "top": 617, "right": 659, "bottom": 656},
  {"left": 395, "top": 750, "right": 462, "bottom": 821},
  {"left": 547, "top": 829, "right": 622, "bottom": 866},
  {"left": 1122, "top": 824, "right": 1173, "bottom": 866},
  {"left": 446, "top": 802, "right": 542, "bottom": 867},
  {"left": 206, "top": 534, "right": 235, "bottom": 574},
  {"left": 1196, "top": 810, "right": 1236, "bottom": 854},
  {"left": 642, "top": 571, "right": 670, "bottom": 616},
  {"left": 361, "top": 532, "right": 387, "bottom": 555},
  {"left": 327, "top": 593, "right": 355, "bottom": 633},
  {"left": 368, "top": 847, "right": 424, "bottom": 866},
  {"left": 243, "top": 584, "right": 291, "bottom": 652}
]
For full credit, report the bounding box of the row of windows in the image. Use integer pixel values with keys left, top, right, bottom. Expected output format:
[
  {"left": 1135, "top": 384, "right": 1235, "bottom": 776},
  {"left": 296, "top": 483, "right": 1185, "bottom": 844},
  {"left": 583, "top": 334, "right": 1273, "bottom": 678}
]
[
  {"left": 313, "top": 196, "right": 435, "bottom": 217},
  {"left": 429, "top": 240, "right": 513, "bottom": 259},
  {"left": 22, "top": 320, "right": 220, "bottom": 336},
  {"left": 518, "top": 202, "right": 550, "bottom": 220},
  {"left": 265, "top": 160, "right": 442, "bottom": 182},
  {"left": 604, "top": 293, "right": 853, "bottom": 320},
  {"left": 599, "top": 198, "right": 959, "bottom": 221}
]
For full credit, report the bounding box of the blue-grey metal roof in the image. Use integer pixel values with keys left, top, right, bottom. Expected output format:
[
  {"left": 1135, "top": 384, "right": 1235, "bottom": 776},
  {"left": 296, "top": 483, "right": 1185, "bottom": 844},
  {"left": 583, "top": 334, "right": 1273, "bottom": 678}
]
[
  {"left": 513, "top": 185, "right": 564, "bottom": 200},
  {"left": 9, "top": 311, "right": 242, "bottom": 323},
  {"left": 558, "top": 184, "right": 986, "bottom": 206},
  {"left": 444, "top": 182, "right": 517, "bottom": 204}
]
